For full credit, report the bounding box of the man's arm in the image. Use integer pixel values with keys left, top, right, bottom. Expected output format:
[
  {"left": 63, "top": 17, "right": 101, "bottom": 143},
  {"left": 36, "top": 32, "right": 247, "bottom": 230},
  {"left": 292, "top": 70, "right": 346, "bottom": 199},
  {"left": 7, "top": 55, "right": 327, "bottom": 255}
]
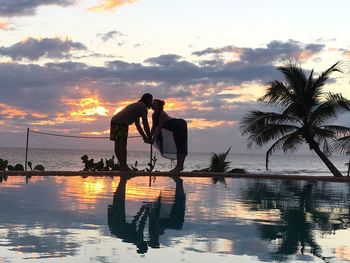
[
  {"left": 150, "top": 113, "right": 156, "bottom": 137},
  {"left": 135, "top": 119, "right": 147, "bottom": 140},
  {"left": 141, "top": 113, "right": 151, "bottom": 139}
]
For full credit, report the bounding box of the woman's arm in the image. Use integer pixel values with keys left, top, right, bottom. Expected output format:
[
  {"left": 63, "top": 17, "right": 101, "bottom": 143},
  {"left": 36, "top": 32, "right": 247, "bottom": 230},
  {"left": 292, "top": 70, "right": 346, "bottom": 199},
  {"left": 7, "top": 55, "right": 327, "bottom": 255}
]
[{"left": 151, "top": 112, "right": 166, "bottom": 142}]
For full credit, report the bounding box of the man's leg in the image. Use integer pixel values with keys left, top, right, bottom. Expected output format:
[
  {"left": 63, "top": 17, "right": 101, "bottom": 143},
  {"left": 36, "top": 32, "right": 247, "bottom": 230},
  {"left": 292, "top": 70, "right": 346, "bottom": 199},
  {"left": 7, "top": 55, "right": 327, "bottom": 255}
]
[{"left": 115, "top": 140, "right": 130, "bottom": 171}]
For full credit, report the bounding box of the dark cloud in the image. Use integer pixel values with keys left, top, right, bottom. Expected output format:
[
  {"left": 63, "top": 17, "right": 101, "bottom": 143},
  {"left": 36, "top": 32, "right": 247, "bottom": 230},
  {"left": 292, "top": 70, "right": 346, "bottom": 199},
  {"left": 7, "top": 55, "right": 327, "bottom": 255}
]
[
  {"left": 193, "top": 40, "right": 325, "bottom": 65},
  {"left": 305, "top": 43, "right": 324, "bottom": 52},
  {"left": 0, "top": 52, "right": 277, "bottom": 113},
  {"left": 0, "top": 0, "right": 75, "bottom": 17},
  {"left": 192, "top": 45, "right": 236, "bottom": 56},
  {"left": 97, "top": 30, "right": 126, "bottom": 42},
  {"left": 0, "top": 39, "right": 344, "bottom": 152},
  {"left": 106, "top": 55, "right": 278, "bottom": 85},
  {"left": 144, "top": 54, "right": 183, "bottom": 66},
  {"left": 0, "top": 37, "right": 87, "bottom": 61}
]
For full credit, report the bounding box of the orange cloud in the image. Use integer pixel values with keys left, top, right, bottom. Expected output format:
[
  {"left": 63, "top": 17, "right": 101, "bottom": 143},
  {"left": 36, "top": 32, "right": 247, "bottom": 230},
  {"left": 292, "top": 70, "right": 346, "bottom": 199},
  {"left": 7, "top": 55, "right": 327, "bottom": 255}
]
[
  {"left": 88, "top": 0, "right": 139, "bottom": 12},
  {"left": 62, "top": 96, "right": 109, "bottom": 119},
  {"left": 81, "top": 129, "right": 109, "bottom": 135},
  {"left": 0, "top": 20, "right": 9, "bottom": 30},
  {"left": 31, "top": 113, "right": 48, "bottom": 118},
  {"left": 188, "top": 118, "right": 236, "bottom": 129},
  {"left": 0, "top": 103, "right": 27, "bottom": 119},
  {"left": 163, "top": 98, "right": 188, "bottom": 111}
]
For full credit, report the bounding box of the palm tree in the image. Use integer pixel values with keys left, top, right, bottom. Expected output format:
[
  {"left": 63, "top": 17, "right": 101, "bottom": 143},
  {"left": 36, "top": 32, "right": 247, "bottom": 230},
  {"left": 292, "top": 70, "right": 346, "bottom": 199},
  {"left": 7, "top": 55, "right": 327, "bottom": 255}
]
[{"left": 240, "top": 61, "right": 350, "bottom": 177}]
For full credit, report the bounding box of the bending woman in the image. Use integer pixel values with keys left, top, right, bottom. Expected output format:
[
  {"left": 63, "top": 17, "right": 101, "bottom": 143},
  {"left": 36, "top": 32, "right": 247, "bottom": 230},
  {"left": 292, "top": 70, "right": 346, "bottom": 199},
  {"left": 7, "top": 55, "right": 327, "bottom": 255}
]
[{"left": 151, "top": 99, "right": 188, "bottom": 172}]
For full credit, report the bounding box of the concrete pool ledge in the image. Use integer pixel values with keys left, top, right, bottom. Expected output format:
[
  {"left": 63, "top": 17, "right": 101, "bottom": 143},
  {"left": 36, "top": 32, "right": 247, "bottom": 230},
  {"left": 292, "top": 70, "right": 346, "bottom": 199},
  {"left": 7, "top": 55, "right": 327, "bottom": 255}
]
[{"left": 0, "top": 171, "right": 350, "bottom": 182}]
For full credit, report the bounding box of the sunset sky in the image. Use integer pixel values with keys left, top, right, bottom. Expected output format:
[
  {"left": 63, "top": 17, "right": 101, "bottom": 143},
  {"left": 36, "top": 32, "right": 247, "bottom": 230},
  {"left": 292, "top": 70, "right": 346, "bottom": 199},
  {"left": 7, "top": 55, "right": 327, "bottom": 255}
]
[{"left": 0, "top": 0, "right": 349, "bottom": 152}]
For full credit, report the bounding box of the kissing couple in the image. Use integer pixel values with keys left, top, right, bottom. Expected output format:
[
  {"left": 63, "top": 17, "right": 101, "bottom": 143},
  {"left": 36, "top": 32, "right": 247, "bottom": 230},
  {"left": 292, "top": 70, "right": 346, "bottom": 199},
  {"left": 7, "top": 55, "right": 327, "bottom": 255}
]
[{"left": 110, "top": 93, "right": 188, "bottom": 172}]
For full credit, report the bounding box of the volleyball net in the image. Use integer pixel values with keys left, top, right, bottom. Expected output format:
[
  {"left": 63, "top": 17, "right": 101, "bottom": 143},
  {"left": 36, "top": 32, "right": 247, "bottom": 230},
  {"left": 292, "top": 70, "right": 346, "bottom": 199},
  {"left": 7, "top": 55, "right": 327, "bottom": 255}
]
[{"left": 24, "top": 128, "right": 152, "bottom": 172}]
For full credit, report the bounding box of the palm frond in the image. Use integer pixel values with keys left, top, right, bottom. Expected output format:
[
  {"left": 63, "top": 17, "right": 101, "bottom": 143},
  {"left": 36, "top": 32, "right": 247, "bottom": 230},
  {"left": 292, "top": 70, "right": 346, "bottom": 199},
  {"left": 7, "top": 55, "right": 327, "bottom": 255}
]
[
  {"left": 240, "top": 111, "right": 300, "bottom": 147},
  {"left": 209, "top": 147, "right": 231, "bottom": 172},
  {"left": 312, "top": 127, "right": 336, "bottom": 141},
  {"left": 265, "top": 131, "right": 303, "bottom": 170},
  {"left": 277, "top": 62, "right": 307, "bottom": 96},
  {"left": 308, "top": 61, "right": 342, "bottom": 99},
  {"left": 310, "top": 93, "right": 350, "bottom": 125},
  {"left": 259, "top": 80, "right": 295, "bottom": 108},
  {"left": 246, "top": 124, "right": 300, "bottom": 148},
  {"left": 321, "top": 125, "right": 350, "bottom": 136},
  {"left": 322, "top": 139, "right": 332, "bottom": 157},
  {"left": 240, "top": 111, "right": 301, "bottom": 135},
  {"left": 333, "top": 135, "right": 350, "bottom": 154}
]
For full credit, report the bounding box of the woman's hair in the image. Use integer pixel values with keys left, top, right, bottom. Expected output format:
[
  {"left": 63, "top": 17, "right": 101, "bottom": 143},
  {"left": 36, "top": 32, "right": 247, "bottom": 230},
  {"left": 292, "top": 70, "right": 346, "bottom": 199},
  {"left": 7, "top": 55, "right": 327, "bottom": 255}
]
[
  {"left": 153, "top": 99, "right": 165, "bottom": 110},
  {"left": 153, "top": 99, "right": 165, "bottom": 126}
]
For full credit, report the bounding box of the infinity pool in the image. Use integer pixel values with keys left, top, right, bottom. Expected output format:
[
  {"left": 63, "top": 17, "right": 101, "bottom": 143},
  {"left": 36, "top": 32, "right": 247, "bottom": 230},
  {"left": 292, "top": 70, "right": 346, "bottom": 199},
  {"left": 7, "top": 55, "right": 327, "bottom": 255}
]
[{"left": 0, "top": 176, "right": 349, "bottom": 262}]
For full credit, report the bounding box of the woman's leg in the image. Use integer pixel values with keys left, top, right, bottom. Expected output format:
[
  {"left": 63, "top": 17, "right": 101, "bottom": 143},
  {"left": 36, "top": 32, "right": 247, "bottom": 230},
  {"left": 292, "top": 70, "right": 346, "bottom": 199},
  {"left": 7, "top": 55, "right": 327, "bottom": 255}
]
[
  {"left": 170, "top": 153, "right": 186, "bottom": 172},
  {"left": 169, "top": 120, "right": 187, "bottom": 172}
]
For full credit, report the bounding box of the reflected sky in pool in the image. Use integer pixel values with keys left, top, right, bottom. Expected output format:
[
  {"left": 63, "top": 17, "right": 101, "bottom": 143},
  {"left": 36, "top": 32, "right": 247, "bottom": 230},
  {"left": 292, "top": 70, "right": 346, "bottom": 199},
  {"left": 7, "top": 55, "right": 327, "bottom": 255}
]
[{"left": 0, "top": 175, "right": 350, "bottom": 262}]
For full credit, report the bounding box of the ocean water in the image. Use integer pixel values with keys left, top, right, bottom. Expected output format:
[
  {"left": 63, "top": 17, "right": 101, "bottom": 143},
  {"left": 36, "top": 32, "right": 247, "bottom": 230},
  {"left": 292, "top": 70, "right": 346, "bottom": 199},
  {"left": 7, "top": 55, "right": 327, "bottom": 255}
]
[
  {"left": 0, "top": 147, "right": 349, "bottom": 176},
  {"left": 0, "top": 176, "right": 349, "bottom": 262}
]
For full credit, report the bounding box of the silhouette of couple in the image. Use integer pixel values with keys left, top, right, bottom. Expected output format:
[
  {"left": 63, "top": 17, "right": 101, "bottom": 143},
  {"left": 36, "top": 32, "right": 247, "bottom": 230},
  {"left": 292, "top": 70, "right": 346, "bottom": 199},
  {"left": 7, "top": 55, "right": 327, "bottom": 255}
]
[
  {"left": 108, "top": 176, "right": 186, "bottom": 254},
  {"left": 110, "top": 93, "right": 188, "bottom": 172}
]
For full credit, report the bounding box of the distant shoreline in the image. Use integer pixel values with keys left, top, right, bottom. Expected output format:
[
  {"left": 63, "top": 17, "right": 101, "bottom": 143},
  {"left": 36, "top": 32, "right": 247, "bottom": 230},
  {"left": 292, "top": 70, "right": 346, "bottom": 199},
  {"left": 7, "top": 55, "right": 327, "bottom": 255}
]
[{"left": 0, "top": 146, "right": 347, "bottom": 157}]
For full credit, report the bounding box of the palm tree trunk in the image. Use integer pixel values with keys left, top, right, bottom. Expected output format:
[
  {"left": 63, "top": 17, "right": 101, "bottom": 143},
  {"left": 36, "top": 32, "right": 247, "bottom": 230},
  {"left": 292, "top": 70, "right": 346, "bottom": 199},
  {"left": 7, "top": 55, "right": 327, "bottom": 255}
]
[{"left": 309, "top": 140, "right": 343, "bottom": 177}]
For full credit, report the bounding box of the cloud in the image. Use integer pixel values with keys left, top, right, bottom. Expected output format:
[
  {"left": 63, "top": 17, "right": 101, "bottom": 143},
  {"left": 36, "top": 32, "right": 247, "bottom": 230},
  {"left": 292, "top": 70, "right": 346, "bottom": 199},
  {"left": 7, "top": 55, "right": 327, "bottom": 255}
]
[
  {"left": 97, "top": 30, "right": 126, "bottom": 42},
  {"left": 133, "top": 43, "right": 143, "bottom": 48},
  {"left": 0, "top": 39, "right": 346, "bottom": 152},
  {"left": 193, "top": 40, "right": 325, "bottom": 64},
  {"left": 0, "top": 0, "right": 75, "bottom": 17},
  {"left": 88, "top": 0, "right": 139, "bottom": 12},
  {"left": 0, "top": 20, "right": 9, "bottom": 30},
  {"left": 0, "top": 37, "right": 87, "bottom": 61},
  {"left": 192, "top": 45, "right": 236, "bottom": 56}
]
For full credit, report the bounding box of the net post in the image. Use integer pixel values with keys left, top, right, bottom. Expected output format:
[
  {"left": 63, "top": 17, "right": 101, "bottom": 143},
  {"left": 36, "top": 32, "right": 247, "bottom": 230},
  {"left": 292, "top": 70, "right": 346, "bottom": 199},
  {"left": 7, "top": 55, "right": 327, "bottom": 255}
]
[
  {"left": 149, "top": 143, "right": 153, "bottom": 187},
  {"left": 347, "top": 151, "right": 350, "bottom": 177},
  {"left": 25, "top": 128, "right": 29, "bottom": 171}
]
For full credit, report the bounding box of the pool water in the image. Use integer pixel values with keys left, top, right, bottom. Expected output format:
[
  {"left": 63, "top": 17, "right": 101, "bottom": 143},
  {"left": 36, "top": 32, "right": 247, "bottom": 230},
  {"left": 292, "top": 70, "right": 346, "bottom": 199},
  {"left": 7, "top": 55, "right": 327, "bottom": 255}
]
[{"left": 0, "top": 176, "right": 349, "bottom": 262}]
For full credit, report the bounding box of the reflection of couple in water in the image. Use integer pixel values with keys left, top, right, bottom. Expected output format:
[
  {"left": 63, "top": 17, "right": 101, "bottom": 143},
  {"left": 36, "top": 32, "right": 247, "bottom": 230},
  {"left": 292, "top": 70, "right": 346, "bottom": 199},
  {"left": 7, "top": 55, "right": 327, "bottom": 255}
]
[
  {"left": 110, "top": 93, "right": 188, "bottom": 172},
  {"left": 108, "top": 176, "right": 186, "bottom": 254}
]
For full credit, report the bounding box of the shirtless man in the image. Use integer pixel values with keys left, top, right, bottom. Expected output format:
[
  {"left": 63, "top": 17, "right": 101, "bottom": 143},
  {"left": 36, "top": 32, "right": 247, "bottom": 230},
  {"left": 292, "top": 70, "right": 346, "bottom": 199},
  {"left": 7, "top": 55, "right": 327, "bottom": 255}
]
[{"left": 110, "top": 93, "right": 153, "bottom": 171}]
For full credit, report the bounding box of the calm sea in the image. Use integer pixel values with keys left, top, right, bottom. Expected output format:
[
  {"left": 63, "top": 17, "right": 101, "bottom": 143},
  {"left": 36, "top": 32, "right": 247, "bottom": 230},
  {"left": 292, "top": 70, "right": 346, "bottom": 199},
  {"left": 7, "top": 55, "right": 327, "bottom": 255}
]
[{"left": 0, "top": 147, "right": 349, "bottom": 176}]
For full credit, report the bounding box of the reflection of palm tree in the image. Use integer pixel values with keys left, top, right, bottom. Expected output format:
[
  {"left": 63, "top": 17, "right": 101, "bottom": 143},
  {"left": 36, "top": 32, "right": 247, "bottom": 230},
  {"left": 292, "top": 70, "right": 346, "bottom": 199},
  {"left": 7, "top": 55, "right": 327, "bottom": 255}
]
[
  {"left": 242, "top": 180, "right": 350, "bottom": 261},
  {"left": 108, "top": 176, "right": 186, "bottom": 254},
  {"left": 240, "top": 61, "right": 350, "bottom": 177}
]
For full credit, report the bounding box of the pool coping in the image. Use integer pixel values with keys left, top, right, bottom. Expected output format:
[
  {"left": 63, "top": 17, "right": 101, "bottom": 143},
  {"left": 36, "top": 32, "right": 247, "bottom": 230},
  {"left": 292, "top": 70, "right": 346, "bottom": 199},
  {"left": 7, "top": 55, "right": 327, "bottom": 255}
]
[{"left": 0, "top": 171, "right": 350, "bottom": 182}]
